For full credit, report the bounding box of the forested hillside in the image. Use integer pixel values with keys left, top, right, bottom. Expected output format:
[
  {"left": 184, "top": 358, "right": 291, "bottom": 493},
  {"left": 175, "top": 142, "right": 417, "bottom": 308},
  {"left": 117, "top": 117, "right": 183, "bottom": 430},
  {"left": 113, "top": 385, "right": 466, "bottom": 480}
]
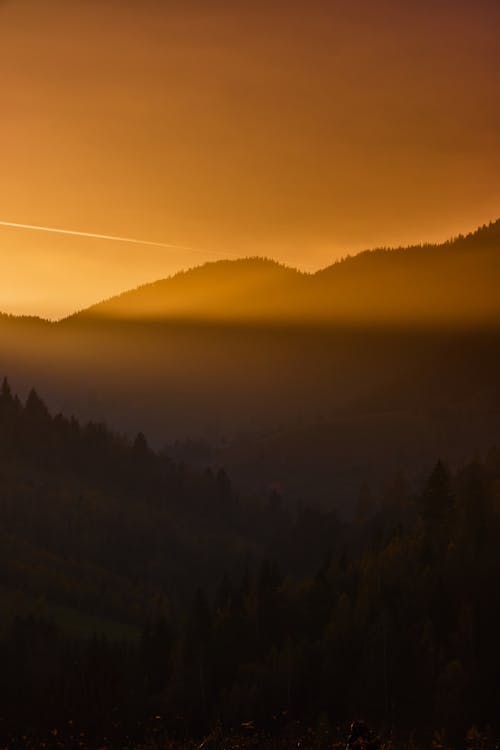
[
  {"left": 1, "top": 380, "right": 500, "bottom": 745},
  {"left": 0, "top": 376, "right": 261, "bottom": 624}
]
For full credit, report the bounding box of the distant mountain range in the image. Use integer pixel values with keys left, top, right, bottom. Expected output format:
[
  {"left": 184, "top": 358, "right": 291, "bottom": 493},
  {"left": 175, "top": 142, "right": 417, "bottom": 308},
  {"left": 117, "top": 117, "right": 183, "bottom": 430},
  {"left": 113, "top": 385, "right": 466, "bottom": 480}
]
[
  {"left": 64, "top": 219, "right": 500, "bottom": 326},
  {"left": 1, "top": 220, "right": 500, "bottom": 510}
]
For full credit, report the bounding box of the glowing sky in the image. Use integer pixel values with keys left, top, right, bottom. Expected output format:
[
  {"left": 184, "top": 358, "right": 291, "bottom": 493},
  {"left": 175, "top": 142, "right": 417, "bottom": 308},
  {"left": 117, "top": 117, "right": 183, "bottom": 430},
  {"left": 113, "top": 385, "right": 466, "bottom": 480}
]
[{"left": 0, "top": 0, "right": 499, "bottom": 318}]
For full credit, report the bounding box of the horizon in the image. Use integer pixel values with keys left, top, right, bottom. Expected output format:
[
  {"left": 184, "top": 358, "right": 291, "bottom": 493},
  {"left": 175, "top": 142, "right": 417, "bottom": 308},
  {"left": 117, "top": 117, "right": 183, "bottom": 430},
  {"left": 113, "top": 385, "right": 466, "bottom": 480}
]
[
  {"left": 1, "top": 217, "right": 499, "bottom": 321},
  {"left": 1, "top": 0, "right": 500, "bottom": 318}
]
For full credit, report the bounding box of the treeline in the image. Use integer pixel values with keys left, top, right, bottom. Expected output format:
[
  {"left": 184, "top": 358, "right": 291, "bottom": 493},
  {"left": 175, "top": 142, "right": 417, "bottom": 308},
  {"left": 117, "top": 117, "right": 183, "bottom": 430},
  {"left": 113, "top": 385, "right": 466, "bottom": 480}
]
[{"left": 1, "top": 380, "right": 500, "bottom": 744}]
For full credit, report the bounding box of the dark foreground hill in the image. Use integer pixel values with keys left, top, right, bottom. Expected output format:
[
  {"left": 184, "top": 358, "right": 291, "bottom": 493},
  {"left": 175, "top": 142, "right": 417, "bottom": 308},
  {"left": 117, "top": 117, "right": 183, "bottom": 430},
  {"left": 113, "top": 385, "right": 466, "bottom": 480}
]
[
  {"left": 1, "top": 221, "right": 500, "bottom": 509},
  {"left": 1, "top": 381, "right": 500, "bottom": 744},
  {"left": 0, "top": 377, "right": 342, "bottom": 628}
]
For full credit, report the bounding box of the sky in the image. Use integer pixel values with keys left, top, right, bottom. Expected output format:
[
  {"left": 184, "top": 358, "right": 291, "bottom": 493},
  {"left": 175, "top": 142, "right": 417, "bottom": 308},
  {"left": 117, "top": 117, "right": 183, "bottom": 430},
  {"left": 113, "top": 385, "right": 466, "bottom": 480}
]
[{"left": 0, "top": 0, "right": 499, "bottom": 319}]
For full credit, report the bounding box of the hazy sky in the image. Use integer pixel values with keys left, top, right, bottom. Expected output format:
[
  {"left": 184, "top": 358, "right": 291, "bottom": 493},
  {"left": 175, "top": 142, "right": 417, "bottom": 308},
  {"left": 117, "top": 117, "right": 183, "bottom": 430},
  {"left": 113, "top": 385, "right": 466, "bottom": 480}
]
[{"left": 1, "top": 0, "right": 499, "bottom": 318}]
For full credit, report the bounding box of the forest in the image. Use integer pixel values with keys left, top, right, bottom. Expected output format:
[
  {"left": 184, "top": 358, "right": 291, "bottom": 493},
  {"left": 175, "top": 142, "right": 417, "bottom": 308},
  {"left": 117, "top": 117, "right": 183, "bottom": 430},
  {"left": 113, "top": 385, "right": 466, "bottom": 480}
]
[{"left": 1, "top": 379, "right": 499, "bottom": 748}]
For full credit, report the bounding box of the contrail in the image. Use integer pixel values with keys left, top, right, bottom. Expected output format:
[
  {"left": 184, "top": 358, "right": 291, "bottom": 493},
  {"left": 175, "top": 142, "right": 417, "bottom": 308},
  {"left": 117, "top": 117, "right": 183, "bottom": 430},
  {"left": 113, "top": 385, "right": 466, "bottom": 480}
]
[{"left": 0, "top": 220, "right": 221, "bottom": 255}]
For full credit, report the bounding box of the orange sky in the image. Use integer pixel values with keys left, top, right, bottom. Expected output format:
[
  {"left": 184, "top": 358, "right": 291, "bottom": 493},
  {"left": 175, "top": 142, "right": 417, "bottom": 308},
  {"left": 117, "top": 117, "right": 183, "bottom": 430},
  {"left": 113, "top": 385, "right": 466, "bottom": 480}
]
[{"left": 0, "top": 0, "right": 499, "bottom": 319}]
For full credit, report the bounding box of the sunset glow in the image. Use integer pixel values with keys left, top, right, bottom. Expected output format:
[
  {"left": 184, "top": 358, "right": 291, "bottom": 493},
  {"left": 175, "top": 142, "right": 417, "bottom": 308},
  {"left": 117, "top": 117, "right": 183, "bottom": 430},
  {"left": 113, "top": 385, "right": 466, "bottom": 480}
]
[
  {"left": 1, "top": 0, "right": 499, "bottom": 318},
  {"left": 1, "top": 3, "right": 500, "bottom": 743}
]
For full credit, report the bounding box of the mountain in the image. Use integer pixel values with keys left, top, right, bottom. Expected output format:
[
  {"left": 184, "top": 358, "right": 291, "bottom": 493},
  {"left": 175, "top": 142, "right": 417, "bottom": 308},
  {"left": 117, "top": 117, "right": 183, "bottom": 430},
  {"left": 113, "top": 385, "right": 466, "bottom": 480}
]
[
  {"left": 1, "top": 220, "right": 500, "bottom": 509},
  {"left": 313, "top": 219, "right": 500, "bottom": 325},
  {"left": 66, "top": 219, "right": 500, "bottom": 326},
  {"left": 68, "top": 258, "right": 305, "bottom": 324}
]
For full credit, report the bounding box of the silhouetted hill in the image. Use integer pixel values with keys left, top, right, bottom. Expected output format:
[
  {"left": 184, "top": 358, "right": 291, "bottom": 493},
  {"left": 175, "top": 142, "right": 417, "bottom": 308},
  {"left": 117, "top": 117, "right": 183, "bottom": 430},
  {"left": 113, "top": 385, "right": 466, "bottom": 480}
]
[
  {"left": 314, "top": 219, "right": 500, "bottom": 325},
  {"left": 67, "top": 258, "right": 305, "bottom": 323},
  {"left": 64, "top": 219, "right": 500, "bottom": 326}
]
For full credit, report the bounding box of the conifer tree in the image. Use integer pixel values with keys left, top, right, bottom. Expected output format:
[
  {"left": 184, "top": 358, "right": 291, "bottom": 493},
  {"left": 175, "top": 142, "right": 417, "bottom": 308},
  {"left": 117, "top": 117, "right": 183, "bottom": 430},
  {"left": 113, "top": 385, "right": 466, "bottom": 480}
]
[{"left": 419, "top": 460, "right": 454, "bottom": 527}]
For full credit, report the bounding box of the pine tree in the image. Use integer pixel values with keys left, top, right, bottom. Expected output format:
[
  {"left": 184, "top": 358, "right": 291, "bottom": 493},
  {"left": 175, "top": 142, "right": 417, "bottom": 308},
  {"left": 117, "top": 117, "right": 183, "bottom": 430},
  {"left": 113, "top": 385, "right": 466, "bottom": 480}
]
[{"left": 420, "top": 460, "right": 454, "bottom": 526}]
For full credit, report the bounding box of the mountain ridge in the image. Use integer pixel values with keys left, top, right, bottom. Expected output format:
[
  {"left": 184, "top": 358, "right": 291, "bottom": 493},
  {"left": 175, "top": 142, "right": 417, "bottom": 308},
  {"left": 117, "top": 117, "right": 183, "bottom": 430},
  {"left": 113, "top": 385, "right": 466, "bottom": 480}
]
[
  {"left": 58, "top": 218, "right": 500, "bottom": 326},
  {"left": 0, "top": 219, "right": 498, "bottom": 324}
]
